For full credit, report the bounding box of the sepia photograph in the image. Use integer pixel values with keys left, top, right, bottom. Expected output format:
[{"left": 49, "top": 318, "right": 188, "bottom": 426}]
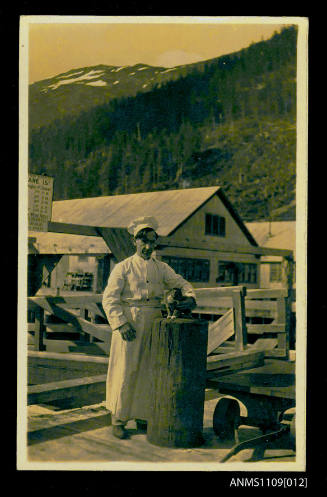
[{"left": 18, "top": 16, "right": 308, "bottom": 473}]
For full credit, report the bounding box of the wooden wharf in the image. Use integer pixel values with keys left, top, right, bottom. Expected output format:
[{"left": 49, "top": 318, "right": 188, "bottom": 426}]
[{"left": 26, "top": 369, "right": 296, "bottom": 465}]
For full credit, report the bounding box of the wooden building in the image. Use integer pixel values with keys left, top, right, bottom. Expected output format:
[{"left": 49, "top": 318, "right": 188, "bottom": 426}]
[
  {"left": 28, "top": 232, "right": 111, "bottom": 294},
  {"left": 245, "top": 221, "right": 296, "bottom": 289},
  {"left": 29, "top": 186, "right": 262, "bottom": 294}
]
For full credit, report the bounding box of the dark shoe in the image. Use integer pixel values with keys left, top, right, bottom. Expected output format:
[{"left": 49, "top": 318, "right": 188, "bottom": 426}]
[
  {"left": 112, "top": 425, "right": 128, "bottom": 439},
  {"left": 136, "top": 420, "right": 148, "bottom": 432}
]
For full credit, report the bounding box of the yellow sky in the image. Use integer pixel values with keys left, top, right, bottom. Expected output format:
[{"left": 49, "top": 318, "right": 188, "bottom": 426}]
[{"left": 26, "top": 18, "right": 292, "bottom": 83}]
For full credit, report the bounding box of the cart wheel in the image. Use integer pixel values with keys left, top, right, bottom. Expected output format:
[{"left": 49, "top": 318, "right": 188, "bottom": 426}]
[
  {"left": 289, "top": 414, "right": 296, "bottom": 451},
  {"left": 213, "top": 397, "right": 240, "bottom": 441}
]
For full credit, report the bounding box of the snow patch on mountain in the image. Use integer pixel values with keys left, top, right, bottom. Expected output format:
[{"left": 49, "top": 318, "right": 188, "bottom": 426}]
[
  {"left": 34, "top": 62, "right": 182, "bottom": 98},
  {"left": 160, "top": 68, "right": 177, "bottom": 74},
  {"left": 48, "top": 70, "right": 105, "bottom": 90},
  {"left": 114, "top": 66, "right": 128, "bottom": 73},
  {"left": 59, "top": 70, "right": 84, "bottom": 79},
  {"left": 86, "top": 80, "right": 108, "bottom": 87}
]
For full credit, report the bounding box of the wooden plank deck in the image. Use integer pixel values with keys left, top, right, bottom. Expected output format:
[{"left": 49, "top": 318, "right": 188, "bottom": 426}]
[
  {"left": 208, "top": 359, "right": 295, "bottom": 399},
  {"left": 26, "top": 393, "right": 296, "bottom": 466}
]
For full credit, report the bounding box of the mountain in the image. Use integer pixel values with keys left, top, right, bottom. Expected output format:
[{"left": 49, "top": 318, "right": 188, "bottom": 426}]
[
  {"left": 29, "top": 63, "right": 193, "bottom": 129},
  {"left": 28, "top": 26, "right": 297, "bottom": 222}
]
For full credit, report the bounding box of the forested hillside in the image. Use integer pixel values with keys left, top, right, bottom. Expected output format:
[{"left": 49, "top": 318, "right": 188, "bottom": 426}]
[{"left": 29, "top": 26, "right": 297, "bottom": 221}]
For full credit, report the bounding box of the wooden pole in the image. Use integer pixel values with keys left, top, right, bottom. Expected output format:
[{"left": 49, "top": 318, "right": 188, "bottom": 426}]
[
  {"left": 34, "top": 307, "right": 45, "bottom": 351},
  {"left": 232, "top": 286, "right": 247, "bottom": 351},
  {"left": 147, "top": 318, "right": 208, "bottom": 448},
  {"left": 282, "top": 255, "right": 294, "bottom": 357}
]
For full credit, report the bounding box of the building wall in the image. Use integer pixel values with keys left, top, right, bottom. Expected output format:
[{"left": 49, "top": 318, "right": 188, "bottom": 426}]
[
  {"left": 259, "top": 257, "right": 296, "bottom": 289},
  {"left": 69, "top": 255, "right": 98, "bottom": 274},
  {"left": 158, "top": 193, "right": 259, "bottom": 289},
  {"left": 156, "top": 247, "right": 260, "bottom": 289},
  {"left": 170, "top": 193, "right": 253, "bottom": 246},
  {"left": 47, "top": 254, "right": 102, "bottom": 292}
]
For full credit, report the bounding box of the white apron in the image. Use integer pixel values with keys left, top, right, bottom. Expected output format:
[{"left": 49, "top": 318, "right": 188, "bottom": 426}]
[
  {"left": 102, "top": 253, "right": 195, "bottom": 422},
  {"left": 105, "top": 304, "right": 162, "bottom": 421}
]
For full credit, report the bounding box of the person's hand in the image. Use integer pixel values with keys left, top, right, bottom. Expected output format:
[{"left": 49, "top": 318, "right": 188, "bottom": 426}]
[
  {"left": 119, "top": 323, "right": 136, "bottom": 341},
  {"left": 175, "top": 296, "right": 197, "bottom": 311}
]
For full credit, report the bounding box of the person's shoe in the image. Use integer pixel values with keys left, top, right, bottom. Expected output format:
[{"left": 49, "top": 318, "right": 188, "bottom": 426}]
[
  {"left": 136, "top": 420, "right": 148, "bottom": 432},
  {"left": 112, "top": 425, "right": 128, "bottom": 439}
]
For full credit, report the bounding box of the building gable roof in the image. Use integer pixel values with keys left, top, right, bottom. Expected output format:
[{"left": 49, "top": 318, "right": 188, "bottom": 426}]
[
  {"left": 51, "top": 186, "right": 257, "bottom": 245},
  {"left": 246, "top": 221, "right": 296, "bottom": 257}
]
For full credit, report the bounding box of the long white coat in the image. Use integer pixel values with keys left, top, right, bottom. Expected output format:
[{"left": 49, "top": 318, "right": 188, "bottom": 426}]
[{"left": 102, "top": 253, "right": 195, "bottom": 422}]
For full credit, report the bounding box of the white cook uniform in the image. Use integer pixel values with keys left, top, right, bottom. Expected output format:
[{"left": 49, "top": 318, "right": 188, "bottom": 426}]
[{"left": 102, "top": 252, "right": 196, "bottom": 422}]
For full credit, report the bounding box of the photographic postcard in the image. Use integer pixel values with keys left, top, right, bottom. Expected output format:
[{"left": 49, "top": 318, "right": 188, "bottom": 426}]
[{"left": 18, "top": 15, "right": 308, "bottom": 475}]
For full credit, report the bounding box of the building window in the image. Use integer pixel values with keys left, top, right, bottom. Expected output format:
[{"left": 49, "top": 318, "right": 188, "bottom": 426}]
[
  {"left": 205, "top": 213, "right": 226, "bottom": 237},
  {"left": 217, "top": 261, "right": 257, "bottom": 284},
  {"left": 162, "top": 256, "right": 210, "bottom": 282},
  {"left": 270, "top": 262, "right": 282, "bottom": 282}
]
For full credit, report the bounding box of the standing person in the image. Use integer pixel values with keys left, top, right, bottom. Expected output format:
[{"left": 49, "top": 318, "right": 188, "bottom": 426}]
[{"left": 102, "top": 216, "right": 196, "bottom": 439}]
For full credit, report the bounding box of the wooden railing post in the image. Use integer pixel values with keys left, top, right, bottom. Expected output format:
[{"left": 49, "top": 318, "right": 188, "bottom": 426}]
[
  {"left": 232, "top": 286, "right": 247, "bottom": 351},
  {"left": 285, "top": 255, "right": 294, "bottom": 356},
  {"left": 80, "top": 306, "right": 90, "bottom": 342},
  {"left": 34, "top": 307, "right": 45, "bottom": 351},
  {"left": 276, "top": 292, "right": 290, "bottom": 359}
]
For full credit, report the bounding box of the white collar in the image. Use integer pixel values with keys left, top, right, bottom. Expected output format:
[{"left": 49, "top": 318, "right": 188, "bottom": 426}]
[{"left": 133, "top": 253, "right": 156, "bottom": 263}]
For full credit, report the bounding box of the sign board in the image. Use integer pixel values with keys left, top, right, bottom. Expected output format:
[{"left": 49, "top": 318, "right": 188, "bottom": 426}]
[{"left": 28, "top": 174, "right": 54, "bottom": 232}]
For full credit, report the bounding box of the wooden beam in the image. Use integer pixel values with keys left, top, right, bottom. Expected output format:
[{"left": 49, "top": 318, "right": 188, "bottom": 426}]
[
  {"left": 28, "top": 297, "right": 112, "bottom": 343},
  {"left": 207, "top": 308, "right": 234, "bottom": 355},
  {"left": 27, "top": 374, "right": 107, "bottom": 405},
  {"left": 48, "top": 221, "right": 99, "bottom": 237},
  {"left": 247, "top": 324, "right": 286, "bottom": 334},
  {"left": 34, "top": 307, "right": 46, "bottom": 351},
  {"left": 206, "top": 349, "right": 265, "bottom": 372},
  {"left": 28, "top": 350, "right": 108, "bottom": 364},
  {"left": 96, "top": 227, "right": 135, "bottom": 262},
  {"left": 246, "top": 288, "right": 288, "bottom": 299},
  {"left": 195, "top": 286, "right": 246, "bottom": 299},
  {"left": 32, "top": 338, "right": 110, "bottom": 355},
  {"left": 158, "top": 236, "right": 294, "bottom": 258},
  {"left": 232, "top": 287, "right": 247, "bottom": 351},
  {"left": 30, "top": 294, "right": 103, "bottom": 306},
  {"left": 28, "top": 296, "right": 107, "bottom": 321},
  {"left": 251, "top": 338, "right": 278, "bottom": 351},
  {"left": 46, "top": 221, "right": 293, "bottom": 258}
]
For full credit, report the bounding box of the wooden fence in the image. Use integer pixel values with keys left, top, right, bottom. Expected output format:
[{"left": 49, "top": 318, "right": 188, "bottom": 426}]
[
  {"left": 26, "top": 286, "right": 293, "bottom": 406},
  {"left": 195, "top": 287, "right": 291, "bottom": 358},
  {"left": 28, "top": 286, "right": 292, "bottom": 359}
]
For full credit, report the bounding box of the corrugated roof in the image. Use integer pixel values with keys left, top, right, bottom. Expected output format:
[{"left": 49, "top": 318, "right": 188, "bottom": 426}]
[
  {"left": 51, "top": 186, "right": 221, "bottom": 237},
  {"left": 246, "top": 221, "right": 296, "bottom": 257}
]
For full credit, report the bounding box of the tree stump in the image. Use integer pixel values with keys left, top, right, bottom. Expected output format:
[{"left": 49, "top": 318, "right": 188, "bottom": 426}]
[{"left": 147, "top": 318, "right": 208, "bottom": 448}]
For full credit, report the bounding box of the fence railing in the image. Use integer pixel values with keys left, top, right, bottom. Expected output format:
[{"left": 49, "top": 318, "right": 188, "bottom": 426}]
[
  {"left": 194, "top": 287, "right": 291, "bottom": 358},
  {"left": 27, "top": 286, "right": 292, "bottom": 359}
]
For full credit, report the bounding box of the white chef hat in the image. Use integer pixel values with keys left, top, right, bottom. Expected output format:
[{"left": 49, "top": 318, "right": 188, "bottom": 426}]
[{"left": 127, "top": 216, "right": 159, "bottom": 237}]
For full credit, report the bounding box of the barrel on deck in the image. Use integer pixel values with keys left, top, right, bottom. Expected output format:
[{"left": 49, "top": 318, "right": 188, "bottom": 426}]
[{"left": 147, "top": 318, "right": 208, "bottom": 448}]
